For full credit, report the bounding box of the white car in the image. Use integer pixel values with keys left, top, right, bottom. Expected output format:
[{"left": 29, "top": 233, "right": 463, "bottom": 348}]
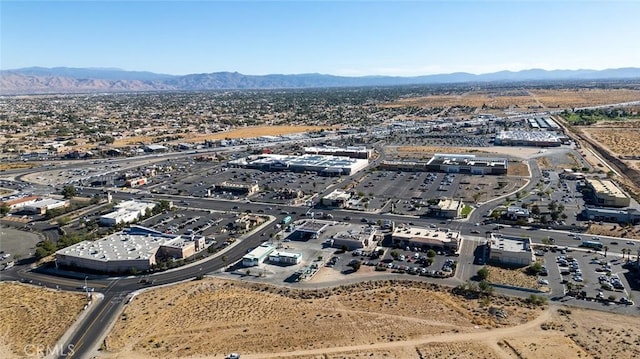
[{"left": 538, "top": 279, "right": 549, "bottom": 285}]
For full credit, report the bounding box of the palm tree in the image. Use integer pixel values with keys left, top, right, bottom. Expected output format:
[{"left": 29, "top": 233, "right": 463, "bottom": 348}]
[{"left": 603, "top": 245, "right": 609, "bottom": 258}]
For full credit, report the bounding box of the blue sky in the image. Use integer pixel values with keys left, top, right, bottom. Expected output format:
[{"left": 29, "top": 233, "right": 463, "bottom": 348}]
[{"left": 2, "top": 1, "right": 639, "bottom": 76}]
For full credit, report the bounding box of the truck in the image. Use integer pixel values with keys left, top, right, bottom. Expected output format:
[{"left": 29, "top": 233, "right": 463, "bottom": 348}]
[{"left": 281, "top": 215, "right": 292, "bottom": 225}]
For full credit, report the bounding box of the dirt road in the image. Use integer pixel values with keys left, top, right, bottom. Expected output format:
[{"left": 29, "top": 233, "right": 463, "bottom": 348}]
[{"left": 242, "top": 306, "right": 554, "bottom": 358}]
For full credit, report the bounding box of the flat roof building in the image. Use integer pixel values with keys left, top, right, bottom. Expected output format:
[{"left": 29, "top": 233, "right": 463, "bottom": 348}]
[
  {"left": 585, "top": 178, "right": 630, "bottom": 208},
  {"left": 328, "top": 226, "right": 376, "bottom": 251},
  {"left": 1, "top": 195, "right": 39, "bottom": 210},
  {"left": 582, "top": 206, "right": 640, "bottom": 224},
  {"left": 506, "top": 206, "right": 530, "bottom": 220},
  {"left": 229, "top": 154, "right": 369, "bottom": 176},
  {"left": 268, "top": 251, "right": 302, "bottom": 265},
  {"left": 213, "top": 181, "right": 259, "bottom": 195},
  {"left": 304, "top": 146, "right": 373, "bottom": 159},
  {"left": 23, "top": 198, "right": 69, "bottom": 215},
  {"left": 321, "top": 189, "right": 351, "bottom": 208},
  {"left": 293, "top": 220, "right": 330, "bottom": 240},
  {"left": 378, "top": 160, "right": 428, "bottom": 172},
  {"left": 55, "top": 226, "right": 206, "bottom": 273},
  {"left": 488, "top": 233, "right": 534, "bottom": 267},
  {"left": 100, "top": 200, "right": 157, "bottom": 227},
  {"left": 427, "top": 154, "right": 508, "bottom": 175},
  {"left": 391, "top": 226, "right": 461, "bottom": 252},
  {"left": 429, "top": 199, "right": 463, "bottom": 219},
  {"left": 242, "top": 243, "right": 276, "bottom": 267},
  {"left": 494, "top": 130, "right": 562, "bottom": 147}
]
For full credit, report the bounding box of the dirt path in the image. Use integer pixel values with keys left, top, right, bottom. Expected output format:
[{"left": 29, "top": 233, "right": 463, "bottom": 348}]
[{"left": 242, "top": 306, "right": 554, "bottom": 358}]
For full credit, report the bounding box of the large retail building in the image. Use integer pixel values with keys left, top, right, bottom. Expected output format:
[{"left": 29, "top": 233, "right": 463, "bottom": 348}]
[{"left": 55, "top": 226, "right": 206, "bottom": 273}]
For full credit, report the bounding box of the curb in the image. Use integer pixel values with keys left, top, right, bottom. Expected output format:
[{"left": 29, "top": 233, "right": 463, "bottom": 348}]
[{"left": 46, "top": 291, "right": 104, "bottom": 359}]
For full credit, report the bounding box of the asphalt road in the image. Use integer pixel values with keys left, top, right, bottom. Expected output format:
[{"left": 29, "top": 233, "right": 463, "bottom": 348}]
[{"left": 3, "top": 154, "right": 640, "bottom": 358}]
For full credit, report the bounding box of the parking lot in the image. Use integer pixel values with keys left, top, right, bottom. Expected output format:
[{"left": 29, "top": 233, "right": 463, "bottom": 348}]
[
  {"left": 541, "top": 247, "right": 636, "bottom": 306},
  {"left": 140, "top": 208, "right": 262, "bottom": 251},
  {"left": 150, "top": 163, "right": 343, "bottom": 205},
  {"left": 349, "top": 170, "right": 525, "bottom": 215}
]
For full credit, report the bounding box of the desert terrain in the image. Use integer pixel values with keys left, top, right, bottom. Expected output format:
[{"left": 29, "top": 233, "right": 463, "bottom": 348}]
[
  {"left": 112, "top": 125, "right": 332, "bottom": 147},
  {"left": 0, "top": 282, "right": 87, "bottom": 359},
  {"left": 380, "top": 89, "right": 640, "bottom": 110},
  {"left": 98, "top": 277, "right": 640, "bottom": 359}
]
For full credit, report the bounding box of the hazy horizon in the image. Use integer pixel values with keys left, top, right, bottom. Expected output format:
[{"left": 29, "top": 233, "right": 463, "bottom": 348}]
[{"left": 2, "top": 1, "right": 639, "bottom": 76}]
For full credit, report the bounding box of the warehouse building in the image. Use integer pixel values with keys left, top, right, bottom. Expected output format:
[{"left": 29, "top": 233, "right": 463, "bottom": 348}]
[
  {"left": 229, "top": 154, "right": 369, "bottom": 176},
  {"left": 428, "top": 198, "right": 463, "bottom": 218},
  {"left": 99, "top": 200, "right": 157, "bottom": 227},
  {"left": 494, "top": 130, "right": 562, "bottom": 147},
  {"left": 585, "top": 178, "right": 631, "bottom": 207},
  {"left": 242, "top": 243, "right": 276, "bottom": 267},
  {"left": 304, "top": 146, "right": 373, "bottom": 159},
  {"left": 391, "top": 226, "right": 461, "bottom": 252},
  {"left": 426, "top": 154, "right": 508, "bottom": 175},
  {"left": 488, "top": 234, "right": 534, "bottom": 267},
  {"left": 55, "top": 226, "right": 207, "bottom": 273},
  {"left": 321, "top": 189, "right": 351, "bottom": 208}
]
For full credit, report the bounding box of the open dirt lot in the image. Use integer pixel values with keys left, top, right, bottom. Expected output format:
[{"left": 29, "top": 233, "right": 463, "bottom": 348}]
[
  {"left": 112, "top": 126, "right": 331, "bottom": 147},
  {"left": 100, "top": 277, "right": 640, "bottom": 359},
  {"left": 0, "top": 283, "right": 86, "bottom": 359},
  {"left": 507, "top": 162, "right": 529, "bottom": 177},
  {"left": 380, "top": 92, "right": 540, "bottom": 109},
  {"left": 102, "top": 278, "right": 544, "bottom": 358},
  {"left": 486, "top": 265, "right": 543, "bottom": 291},
  {"left": 531, "top": 89, "right": 640, "bottom": 108},
  {"left": 581, "top": 127, "right": 640, "bottom": 157},
  {"left": 586, "top": 223, "right": 640, "bottom": 240},
  {"left": 378, "top": 89, "right": 640, "bottom": 111}
]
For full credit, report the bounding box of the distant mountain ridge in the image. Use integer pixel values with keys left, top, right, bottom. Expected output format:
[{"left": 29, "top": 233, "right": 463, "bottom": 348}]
[{"left": 1, "top": 66, "right": 639, "bottom": 94}]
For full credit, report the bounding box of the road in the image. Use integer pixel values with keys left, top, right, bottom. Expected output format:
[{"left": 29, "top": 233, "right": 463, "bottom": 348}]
[{"left": 2, "top": 150, "right": 639, "bottom": 358}]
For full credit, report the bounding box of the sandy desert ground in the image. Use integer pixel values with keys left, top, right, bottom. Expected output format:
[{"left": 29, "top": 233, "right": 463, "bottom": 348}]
[
  {"left": 380, "top": 89, "right": 640, "bottom": 110},
  {"left": 112, "top": 125, "right": 331, "bottom": 147},
  {"left": 582, "top": 127, "right": 640, "bottom": 157},
  {"left": 98, "top": 278, "right": 640, "bottom": 359},
  {"left": 0, "top": 282, "right": 87, "bottom": 359}
]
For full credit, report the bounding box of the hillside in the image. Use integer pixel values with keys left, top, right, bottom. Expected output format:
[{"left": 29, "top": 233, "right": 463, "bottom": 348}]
[{"left": 1, "top": 67, "right": 640, "bottom": 94}]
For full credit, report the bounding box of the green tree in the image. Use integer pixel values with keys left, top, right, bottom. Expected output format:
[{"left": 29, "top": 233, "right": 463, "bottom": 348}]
[
  {"left": 351, "top": 261, "right": 362, "bottom": 272},
  {"left": 531, "top": 205, "right": 540, "bottom": 216},
  {"left": 477, "top": 266, "right": 489, "bottom": 281},
  {"left": 527, "top": 261, "right": 543, "bottom": 275},
  {"left": 426, "top": 257, "right": 434, "bottom": 266},
  {"left": 61, "top": 185, "right": 77, "bottom": 199},
  {"left": 426, "top": 249, "right": 436, "bottom": 258},
  {"left": 0, "top": 203, "right": 9, "bottom": 216},
  {"left": 478, "top": 280, "right": 494, "bottom": 296}
]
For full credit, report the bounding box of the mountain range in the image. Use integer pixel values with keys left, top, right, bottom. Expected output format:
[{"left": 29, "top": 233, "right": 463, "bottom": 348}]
[{"left": 1, "top": 66, "right": 640, "bottom": 95}]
